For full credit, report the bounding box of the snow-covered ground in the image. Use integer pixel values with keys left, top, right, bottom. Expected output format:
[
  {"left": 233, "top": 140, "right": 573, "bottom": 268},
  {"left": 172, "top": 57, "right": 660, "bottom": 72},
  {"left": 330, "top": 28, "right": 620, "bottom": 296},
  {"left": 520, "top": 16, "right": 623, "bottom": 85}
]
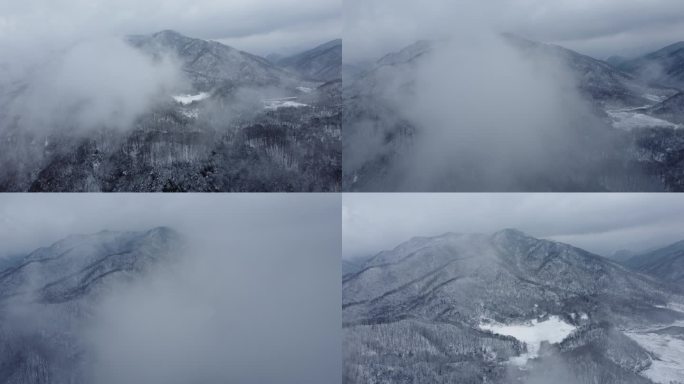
[
  {"left": 296, "top": 86, "right": 313, "bottom": 93},
  {"left": 479, "top": 316, "right": 577, "bottom": 366},
  {"left": 172, "top": 92, "right": 210, "bottom": 105},
  {"left": 607, "top": 109, "right": 681, "bottom": 131},
  {"left": 626, "top": 330, "right": 684, "bottom": 384},
  {"left": 179, "top": 109, "right": 199, "bottom": 119},
  {"left": 263, "top": 97, "right": 308, "bottom": 111},
  {"left": 643, "top": 94, "right": 669, "bottom": 103},
  {"left": 625, "top": 302, "right": 684, "bottom": 384}
]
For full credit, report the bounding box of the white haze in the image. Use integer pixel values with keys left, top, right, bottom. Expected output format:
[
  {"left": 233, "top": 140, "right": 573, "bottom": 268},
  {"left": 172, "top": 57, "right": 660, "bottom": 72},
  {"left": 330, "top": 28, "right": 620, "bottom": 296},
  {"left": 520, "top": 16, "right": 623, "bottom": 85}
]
[
  {"left": 4, "top": 37, "right": 183, "bottom": 133},
  {"left": 399, "top": 35, "right": 602, "bottom": 191},
  {"left": 345, "top": 0, "right": 615, "bottom": 191}
]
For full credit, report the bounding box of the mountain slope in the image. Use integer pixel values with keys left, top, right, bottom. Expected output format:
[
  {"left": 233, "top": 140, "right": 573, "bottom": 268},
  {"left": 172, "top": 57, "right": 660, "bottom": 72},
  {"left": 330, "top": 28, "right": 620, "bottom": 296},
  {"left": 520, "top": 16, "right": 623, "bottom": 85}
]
[
  {"left": 503, "top": 35, "right": 675, "bottom": 107},
  {"left": 0, "top": 227, "right": 181, "bottom": 303},
  {"left": 276, "top": 39, "right": 342, "bottom": 82},
  {"left": 619, "top": 42, "right": 684, "bottom": 89},
  {"left": 625, "top": 239, "right": 684, "bottom": 285},
  {"left": 0, "top": 228, "right": 182, "bottom": 384},
  {"left": 0, "top": 30, "right": 342, "bottom": 192},
  {"left": 645, "top": 92, "right": 684, "bottom": 124},
  {"left": 343, "top": 230, "right": 684, "bottom": 383},
  {"left": 128, "top": 30, "right": 303, "bottom": 91}
]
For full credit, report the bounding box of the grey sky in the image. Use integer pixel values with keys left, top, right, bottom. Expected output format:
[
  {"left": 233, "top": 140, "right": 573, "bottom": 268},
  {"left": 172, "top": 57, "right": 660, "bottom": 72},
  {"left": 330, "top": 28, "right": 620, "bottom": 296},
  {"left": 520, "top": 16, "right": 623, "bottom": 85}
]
[
  {"left": 343, "top": 194, "right": 684, "bottom": 259},
  {"left": 0, "top": 0, "right": 340, "bottom": 57},
  {"left": 0, "top": 193, "right": 339, "bottom": 257},
  {"left": 344, "top": 0, "right": 684, "bottom": 62}
]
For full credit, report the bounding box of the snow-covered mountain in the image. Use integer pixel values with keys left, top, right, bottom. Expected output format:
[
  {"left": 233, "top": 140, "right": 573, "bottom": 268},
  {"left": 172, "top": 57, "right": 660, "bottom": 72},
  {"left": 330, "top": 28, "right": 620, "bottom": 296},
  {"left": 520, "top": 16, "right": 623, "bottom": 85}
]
[
  {"left": 0, "top": 228, "right": 182, "bottom": 384},
  {"left": 128, "top": 30, "right": 304, "bottom": 91},
  {"left": 645, "top": 92, "right": 684, "bottom": 124},
  {"left": 619, "top": 42, "right": 684, "bottom": 89},
  {"left": 0, "top": 31, "right": 342, "bottom": 192},
  {"left": 275, "top": 39, "right": 342, "bottom": 82},
  {"left": 624, "top": 239, "right": 684, "bottom": 286},
  {"left": 343, "top": 230, "right": 684, "bottom": 383},
  {"left": 502, "top": 35, "right": 676, "bottom": 108}
]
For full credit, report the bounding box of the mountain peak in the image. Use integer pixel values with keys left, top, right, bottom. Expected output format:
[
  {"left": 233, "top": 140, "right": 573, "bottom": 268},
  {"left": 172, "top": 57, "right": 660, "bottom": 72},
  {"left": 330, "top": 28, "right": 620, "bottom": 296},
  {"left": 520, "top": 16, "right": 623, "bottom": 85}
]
[
  {"left": 143, "top": 226, "right": 181, "bottom": 242},
  {"left": 153, "top": 29, "right": 184, "bottom": 38},
  {"left": 492, "top": 228, "right": 530, "bottom": 239},
  {"left": 376, "top": 40, "right": 433, "bottom": 67}
]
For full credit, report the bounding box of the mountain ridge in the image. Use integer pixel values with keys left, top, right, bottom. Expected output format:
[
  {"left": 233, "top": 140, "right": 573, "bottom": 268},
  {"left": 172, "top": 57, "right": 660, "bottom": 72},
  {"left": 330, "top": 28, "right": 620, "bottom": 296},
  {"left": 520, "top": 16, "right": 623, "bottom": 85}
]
[
  {"left": 343, "top": 229, "right": 684, "bottom": 383},
  {"left": 275, "top": 38, "right": 342, "bottom": 82}
]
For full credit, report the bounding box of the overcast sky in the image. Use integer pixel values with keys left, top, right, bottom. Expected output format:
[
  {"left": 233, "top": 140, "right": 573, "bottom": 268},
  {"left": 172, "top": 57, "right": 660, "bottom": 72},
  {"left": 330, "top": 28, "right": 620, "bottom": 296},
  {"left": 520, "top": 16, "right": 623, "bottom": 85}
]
[
  {"left": 344, "top": 0, "right": 684, "bottom": 62},
  {"left": 0, "top": 193, "right": 339, "bottom": 256},
  {"left": 343, "top": 194, "right": 684, "bottom": 259},
  {"left": 0, "top": 0, "right": 340, "bottom": 57}
]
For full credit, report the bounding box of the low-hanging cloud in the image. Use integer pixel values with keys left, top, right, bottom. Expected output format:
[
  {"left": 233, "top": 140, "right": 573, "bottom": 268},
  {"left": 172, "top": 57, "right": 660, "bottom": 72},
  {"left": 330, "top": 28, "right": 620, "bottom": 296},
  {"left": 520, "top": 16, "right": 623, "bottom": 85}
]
[
  {"left": 86, "top": 223, "right": 340, "bottom": 384},
  {"left": 344, "top": 0, "right": 629, "bottom": 191},
  {"left": 397, "top": 35, "right": 607, "bottom": 191},
  {"left": 5, "top": 37, "right": 183, "bottom": 133}
]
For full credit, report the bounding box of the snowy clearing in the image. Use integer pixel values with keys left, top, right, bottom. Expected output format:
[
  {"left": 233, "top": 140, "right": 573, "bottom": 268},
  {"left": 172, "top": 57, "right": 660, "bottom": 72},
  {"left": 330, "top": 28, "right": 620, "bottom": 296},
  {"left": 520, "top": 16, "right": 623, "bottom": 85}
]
[
  {"left": 263, "top": 98, "right": 308, "bottom": 110},
  {"left": 479, "top": 316, "right": 577, "bottom": 366},
  {"left": 643, "top": 94, "right": 668, "bottom": 103},
  {"left": 625, "top": 302, "right": 684, "bottom": 384},
  {"left": 607, "top": 109, "right": 680, "bottom": 131},
  {"left": 626, "top": 329, "right": 684, "bottom": 384},
  {"left": 172, "top": 92, "right": 210, "bottom": 105}
]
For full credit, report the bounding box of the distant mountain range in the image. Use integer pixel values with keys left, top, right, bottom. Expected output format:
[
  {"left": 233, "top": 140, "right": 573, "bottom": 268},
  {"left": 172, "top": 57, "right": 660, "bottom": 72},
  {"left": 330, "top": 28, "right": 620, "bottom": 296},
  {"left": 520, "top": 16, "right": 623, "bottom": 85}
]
[
  {"left": 623, "top": 239, "right": 684, "bottom": 286},
  {"left": 344, "top": 229, "right": 684, "bottom": 383},
  {"left": 0, "top": 228, "right": 181, "bottom": 383},
  {"left": 618, "top": 42, "right": 684, "bottom": 89},
  {"left": 273, "top": 39, "right": 342, "bottom": 82}
]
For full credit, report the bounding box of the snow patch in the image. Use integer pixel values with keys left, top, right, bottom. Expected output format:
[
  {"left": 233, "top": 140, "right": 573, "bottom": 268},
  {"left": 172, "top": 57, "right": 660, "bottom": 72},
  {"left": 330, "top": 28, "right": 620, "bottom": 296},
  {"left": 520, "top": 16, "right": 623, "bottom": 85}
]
[
  {"left": 180, "top": 109, "right": 199, "bottom": 119},
  {"left": 296, "top": 86, "right": 313, "bottom": 93},
  {"left": 479, "top": 316, "right": 576, "bottom": 366},
  {"left": 172, "top": 92, "right": 210, "bottom": 105},
  {"left": 263, "top": 97, "right": 308, "bottom": 110},
  {"left": 644, "top": 94, "right": 668, "bottom": 103},
  {"left": 607, "top": 109, "right": 681, "bottom": 131}
]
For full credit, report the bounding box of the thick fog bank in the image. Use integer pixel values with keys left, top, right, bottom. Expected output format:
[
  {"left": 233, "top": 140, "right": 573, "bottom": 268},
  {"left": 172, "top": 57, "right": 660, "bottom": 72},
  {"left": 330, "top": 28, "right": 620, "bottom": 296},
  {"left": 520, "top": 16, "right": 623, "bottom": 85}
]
[
  {"left": 0, "top": 194, "right": 341, "bottom": 384},
  {"left": 1, "top": 37, "right": 183, "bottom": 134},
  {"left": 343, "top": 0, "right": 667, "bottom": 192}
]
